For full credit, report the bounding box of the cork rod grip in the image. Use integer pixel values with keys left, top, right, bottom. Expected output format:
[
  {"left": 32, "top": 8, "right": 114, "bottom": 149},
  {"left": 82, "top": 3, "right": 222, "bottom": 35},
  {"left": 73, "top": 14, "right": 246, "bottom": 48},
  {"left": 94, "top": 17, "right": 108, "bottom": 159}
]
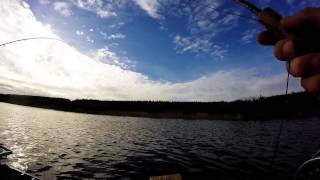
[
  {"left": 258, "top": 7, "right": 320, "bottom": 55},
  {"left": 258, "top": 8, "right": 284, "bottom": 40}
]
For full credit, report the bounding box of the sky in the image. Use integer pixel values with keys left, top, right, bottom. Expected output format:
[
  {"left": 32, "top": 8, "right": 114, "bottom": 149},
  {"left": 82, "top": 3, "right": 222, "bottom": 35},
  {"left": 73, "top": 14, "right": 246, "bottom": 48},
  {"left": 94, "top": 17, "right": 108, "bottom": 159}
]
[{"left": 0, "top": 0, "right": 319, "bottom": 101}]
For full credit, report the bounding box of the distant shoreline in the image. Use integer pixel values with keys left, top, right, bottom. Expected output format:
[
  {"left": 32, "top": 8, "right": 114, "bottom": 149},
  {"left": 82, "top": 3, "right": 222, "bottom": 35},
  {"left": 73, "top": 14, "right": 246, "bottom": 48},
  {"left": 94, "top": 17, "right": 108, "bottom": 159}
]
[{"left": 0, "top": 92, "right": 319, "bottom": 120}]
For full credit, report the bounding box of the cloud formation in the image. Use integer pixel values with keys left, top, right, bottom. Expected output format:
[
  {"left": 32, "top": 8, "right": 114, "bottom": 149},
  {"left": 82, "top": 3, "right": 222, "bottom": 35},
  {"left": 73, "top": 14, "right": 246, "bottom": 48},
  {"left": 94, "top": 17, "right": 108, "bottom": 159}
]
[
  {"left": 173, "top": 35, "right": 227, "bottom": 59},
  {"left": 94, "top": 47, "right": 135, "bottom": 69},
  {"left": 133, "top": 0, "right": 162, "bottom": 19},
  {"left": 49, "top": 0, "right": 118, "bottom": 18},
  {"left": 0, "top": 0, "right": 303, "bottom": 101},
  {"left": 240, "top": 29, "right": 258, "bottom": 44},
  {"left": 39, "top": 0, "right": 50, "bottom": 5},
  {"left": 53, "top": 2, "right": 72, "bottom": 16},
  {"left": 74, "top": 0, "right": 117, "bottom": 18},
  {"left": 76, "top": 30, "right": 84, "bottom": 36},
  {"left": 108, "top": 33, "right": 126, "bottom": 40},
  {"left": 162, "top": 0, "right": 238, "bottom": 59}
]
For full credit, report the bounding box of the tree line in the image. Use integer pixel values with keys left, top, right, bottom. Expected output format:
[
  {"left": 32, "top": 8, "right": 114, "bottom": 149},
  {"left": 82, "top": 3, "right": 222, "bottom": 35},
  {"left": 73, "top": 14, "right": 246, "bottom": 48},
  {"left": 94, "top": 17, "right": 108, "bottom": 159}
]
[{"left": 0, "top": 92, "right": 319, "bottom": 120}]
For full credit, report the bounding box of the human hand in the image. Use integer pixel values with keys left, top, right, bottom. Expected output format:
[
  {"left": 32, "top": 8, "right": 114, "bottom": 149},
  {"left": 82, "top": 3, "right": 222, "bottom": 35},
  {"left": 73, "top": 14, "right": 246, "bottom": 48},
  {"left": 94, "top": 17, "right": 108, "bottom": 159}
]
[{"left": 258, "top": 8, "right": 320, "bottom": 93}]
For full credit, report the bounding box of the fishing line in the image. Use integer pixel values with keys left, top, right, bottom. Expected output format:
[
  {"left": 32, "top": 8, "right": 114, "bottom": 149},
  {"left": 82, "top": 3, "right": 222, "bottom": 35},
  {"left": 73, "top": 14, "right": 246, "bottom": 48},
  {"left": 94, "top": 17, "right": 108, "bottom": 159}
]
[
  {"left": 270, "top": 62, "right": 291, "bottom": 171},
  {"left": 0, "top": 37, "right": 64, "bottom": 47},
  {"left": 285, "top": 62, "right": 291, "bottom": 96},
  {"left": 186, "top": 4, "right": 285, "bottom": 169},
  {"left": 229, "top": 0, "right": 294, "bottom": 173}
]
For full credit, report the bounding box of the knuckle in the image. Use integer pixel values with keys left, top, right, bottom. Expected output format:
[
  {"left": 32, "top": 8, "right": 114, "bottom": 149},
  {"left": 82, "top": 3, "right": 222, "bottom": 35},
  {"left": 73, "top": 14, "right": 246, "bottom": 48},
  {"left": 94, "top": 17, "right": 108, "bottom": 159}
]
[
  {"left": 311, "top": 54, "right": 320, "bottom": 66},
  {"left": 274, "top": 40, "right": 286, "bottom": 60},
  {"left": 290, "top": 58, "right": 304, "bottom": 77},
  {"left": 301, "top": 76, "right": 320, "bottom": 93},
  {"left": 301, "top": 79, "right": 312, "bottom": 93},
  {"left": 273, "top": 46, "right": 280, "bottom": 59},
  {"left": 300, "top": 79, "right": 307, "bottom": 90},
  {"left": 300, "top": 79, "right": 312, "bottom": 93}
]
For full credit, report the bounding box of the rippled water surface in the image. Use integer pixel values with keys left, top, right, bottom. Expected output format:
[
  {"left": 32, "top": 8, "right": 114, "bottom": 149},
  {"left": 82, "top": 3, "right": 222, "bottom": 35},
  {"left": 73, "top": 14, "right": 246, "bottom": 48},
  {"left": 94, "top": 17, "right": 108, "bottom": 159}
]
[{"left": 1, "top": 102, "right": 320, "bottom": 180}]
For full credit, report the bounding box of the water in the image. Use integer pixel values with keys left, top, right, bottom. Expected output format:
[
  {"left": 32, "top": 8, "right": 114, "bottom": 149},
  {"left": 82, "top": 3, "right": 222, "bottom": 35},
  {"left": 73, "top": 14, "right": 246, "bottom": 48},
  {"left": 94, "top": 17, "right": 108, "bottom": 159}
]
[{"left": 0, "top": 102, "right": 320, "bottom": 180}]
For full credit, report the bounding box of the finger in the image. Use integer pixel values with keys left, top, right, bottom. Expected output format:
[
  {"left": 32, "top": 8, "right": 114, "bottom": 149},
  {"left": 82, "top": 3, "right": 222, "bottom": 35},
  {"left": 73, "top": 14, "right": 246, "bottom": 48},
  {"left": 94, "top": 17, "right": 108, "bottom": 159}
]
[
  {"left": 282, "top": 39, "right": 295, "bottom": 59},
  {"left": 301, "top": 74, "right": 320, "bottom": 93},
  {"left": 274, "top": 39, "right": 296, "bottom": 60},
  {"left": 282, "top": 8, "right": 320, "bottom": 31},
  {"left": 257, "top": 31, "right": 279, "bottom": 45},
  {"left": 289, "top": 53, "right": 320, "bottom": 77},
  {"left": 281, "top": 8, "right": 320, "bottom": 51},
  {"left": 274, "top": 39, "right": 288, "bottom": 60}
]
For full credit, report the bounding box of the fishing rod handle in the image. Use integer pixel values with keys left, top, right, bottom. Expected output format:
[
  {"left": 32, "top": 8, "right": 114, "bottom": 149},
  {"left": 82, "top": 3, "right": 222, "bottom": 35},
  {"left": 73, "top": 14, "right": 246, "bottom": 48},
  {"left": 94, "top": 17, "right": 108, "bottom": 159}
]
[
  {"left": 258, "top": 8, "right": 284, "bottom": 40},
  {"left": 258, "top": 8, "right": 320, "bottom": 55}
]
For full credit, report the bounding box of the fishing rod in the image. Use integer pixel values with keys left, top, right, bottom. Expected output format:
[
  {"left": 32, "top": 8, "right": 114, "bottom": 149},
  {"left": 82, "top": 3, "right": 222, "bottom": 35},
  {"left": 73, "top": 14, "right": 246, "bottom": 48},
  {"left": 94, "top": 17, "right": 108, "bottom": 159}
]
[
  {"left": 233, "top": 1, "right": 320, "bottom": 179},
  {"left": 233, "top": 0, "right": 289, "bottom": 174},
  {"left": 178, "top": 0, "right": 258, "bottom": 23},
  {"left": 0, "top": 37, "right": 64, "bottom": 47},
  {"left": 234, "top": 0, "right": 285, "bottom": 39},
  {"left": 193, "top": 0, "right": 295, "bottom": 175},
  {"left": 205, "top": 6, "right": 258, "bottom": 22}
]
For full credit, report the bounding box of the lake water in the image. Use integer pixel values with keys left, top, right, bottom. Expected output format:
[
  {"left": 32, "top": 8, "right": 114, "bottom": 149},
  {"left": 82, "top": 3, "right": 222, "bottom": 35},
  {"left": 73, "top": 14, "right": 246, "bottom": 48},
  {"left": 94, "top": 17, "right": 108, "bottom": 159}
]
[{"left": 0, "top": 102, "right": 320, "bottom": 180}]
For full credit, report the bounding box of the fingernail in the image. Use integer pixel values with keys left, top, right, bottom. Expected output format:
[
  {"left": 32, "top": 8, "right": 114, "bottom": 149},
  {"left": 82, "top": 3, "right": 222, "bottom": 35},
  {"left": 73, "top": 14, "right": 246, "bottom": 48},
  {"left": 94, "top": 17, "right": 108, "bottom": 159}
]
[{"left": 283, "top": 40, "right": 295, "bottom": 59}]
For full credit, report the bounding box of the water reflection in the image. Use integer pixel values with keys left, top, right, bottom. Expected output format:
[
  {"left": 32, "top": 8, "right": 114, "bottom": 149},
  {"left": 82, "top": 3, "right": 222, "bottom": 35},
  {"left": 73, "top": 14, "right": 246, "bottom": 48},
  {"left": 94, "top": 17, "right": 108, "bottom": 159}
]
[{"left": 0, "top": 102, "right": 320, "bottom": 180}]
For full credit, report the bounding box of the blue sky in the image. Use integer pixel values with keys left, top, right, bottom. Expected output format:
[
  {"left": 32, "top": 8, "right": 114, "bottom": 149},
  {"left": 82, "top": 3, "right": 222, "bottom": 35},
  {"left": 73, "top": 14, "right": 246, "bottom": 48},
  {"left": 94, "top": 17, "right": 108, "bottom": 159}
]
[
  {"left": 0, "top": 0, "right": 319, "bottom": 101},
  {"left": 25, "top": 0, "right": 318, "bottom": 81}
]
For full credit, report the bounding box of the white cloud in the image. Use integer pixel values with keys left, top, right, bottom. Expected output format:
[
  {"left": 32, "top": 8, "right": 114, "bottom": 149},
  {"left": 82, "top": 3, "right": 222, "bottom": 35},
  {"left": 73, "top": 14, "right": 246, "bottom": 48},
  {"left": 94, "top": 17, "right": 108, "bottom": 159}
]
[
  {"left": 94, "top": 47, "right": 135, "bottom": 69},
  {"left": 133, "top": 1, "right": 236, "bottom": 59},
  {"left": 100, "top": 31, "right": 108, "bottom": 39},
  {"left": 45, "top": 0, "right": 118, "bottom": 18},
  {"left": 174, "top": 35, "right": 211, "bottom": 53},
  {"left": 22, "top": 1, "right": 30, "bottom": 8},
  {"left": 108, "top": 33, "right": 126, "bottom": 40},
  {"left": 158, "top": 70, "right": 302, "bottom": 101},
  {"left": 220, "top": 14, "right": 238, "bottom": 25},
  {"left": 0, "top": 0, "right": 303, "bottom": 101},
  {"left": 109, "top": 22, "right": 125, "bottom": 29},
  {"left": 76, "top": 30, "right": 84, "bottom": 35},
  {"left": 39, "top": 0, "right": 50, "bottom": 5},
  {"left": 210, "top": 45, "right": 227, "bottom": 60},
  {"left": 86, "top": 36, "right": 94, "bottom": 43},
  {"left": 133, "top": 0, "right": 162, "bottom": 19},
  {"left": 76, "top": 0, "right": 103, "bottom": 9},
  {"left": 240, "top": 29, "right": 258, "bottom": 44},
  {"left": 74, "top": 0, "right": 117, "bottom": 18},
  {"left": 96, "top": 9, "right": 117, "bottom": 18},
  {"left": 53, "top": 2, "right": 72, "bottom": 16},
  {"left": 173, "top": 35, "right": 226, "bottom": 59},
  {"left": 166, "top": 1, "right": 242, "bottom": 58}
]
